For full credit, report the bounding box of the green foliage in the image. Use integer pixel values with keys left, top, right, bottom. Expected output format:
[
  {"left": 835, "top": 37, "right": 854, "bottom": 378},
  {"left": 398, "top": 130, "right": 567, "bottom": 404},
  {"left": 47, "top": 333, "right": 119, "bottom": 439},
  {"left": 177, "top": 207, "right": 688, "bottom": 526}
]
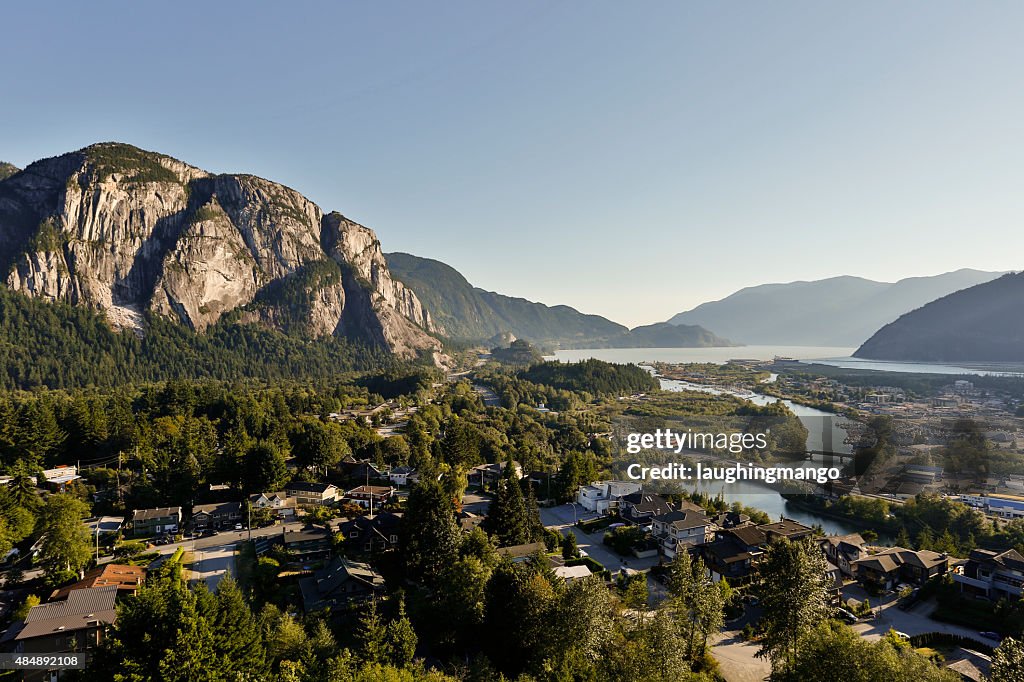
[
  {"left": 756, "top": 538, "right": 833, "bottom": 671},
  {"left": 991, "top": 636, "right": 1024, "bottom": 682},
  {"left": 36, "top": 493, "right": 91, "bottom": 577},
  {"left": 83, "top": 142, "right": 181, "bottom": 184},
  {"left": 518, "top": 358, "right": 659, "bottom": 396},
  {"left": 774, "top": 620, "right": 960, "bottom": 681},
  {"left": 401, "top": 479, "right": 460, "bottom": 585},
  {"left": 0, "top": 286, "right": 387, "bottom": 390},
  {"left": 483, "top": 461, "right": 539, "bottom": 547}
]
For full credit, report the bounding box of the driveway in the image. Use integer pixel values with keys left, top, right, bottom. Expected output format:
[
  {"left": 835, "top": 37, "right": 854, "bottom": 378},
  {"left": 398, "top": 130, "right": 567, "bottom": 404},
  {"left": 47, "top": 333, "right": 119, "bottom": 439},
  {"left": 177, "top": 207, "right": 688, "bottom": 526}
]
[
  {"left": 540, "top": 504, "right": 659, "bottom": 575},
  {"left": 841, "top": 583, "right": 984, "bottom": 642},
  {"left": 711, "top": 630, "right": 771, "bottom": 682}
]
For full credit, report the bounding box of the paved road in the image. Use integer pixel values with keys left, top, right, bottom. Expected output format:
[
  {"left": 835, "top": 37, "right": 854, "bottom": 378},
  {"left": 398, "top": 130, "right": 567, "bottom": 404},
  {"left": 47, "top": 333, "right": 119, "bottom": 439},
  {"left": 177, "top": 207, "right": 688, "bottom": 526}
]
[
  {"left": 472, "top": 384, "right": 501, "bottom": 407},
  {"left": 188, "top": 542, "right": 237, "bottom": 590}
]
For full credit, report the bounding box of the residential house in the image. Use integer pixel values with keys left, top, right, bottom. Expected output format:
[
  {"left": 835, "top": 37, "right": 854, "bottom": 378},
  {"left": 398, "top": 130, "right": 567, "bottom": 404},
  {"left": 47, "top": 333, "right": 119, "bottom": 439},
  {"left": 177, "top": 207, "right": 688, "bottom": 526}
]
[
  {"left": 83, "top": 516, "right": 124, "bottom": 543},
  {"left": 41, "top": 465, "right": 80, "bottom": 493},
  {"left": 342, "top": 485, "right": 394, "bottom": 511},
  {"left": 953, "top": 548, "right": 1024, "bottom": 600},
  {"left": 496, "top": 541, "right": 546, "bottom": 563},
  {"left": 191, "top": 501, "right": 242, "bottom": 529},
  {"left": 820, "top": 533, "right": 866, "bottom": 578},
  {"left": 577, "top": 480, "right": 643, "bottom": 513},
  {"left": 299, "top": 556, "right": 386, "bottom": 612},
  {"left": 6, "top": 585, "right": 117, "bottom": 681},
  {"left": 458, "top": 510, "right": 484, "bottom": 533},
  {"left": 131, "top": 507, "right": 181, "bottom": 537},
  {"left": 619, "top": 493, "right": 674, "bottom": 527},
  {"left": 336, "top": 512, "right": 403, "bottom": 554},
  {"left": 388, "top": 466, "right": 417, "bottom": 487},
  {"left": 282, "top": 526, "right": 333, "bottom": 562},
  {"left": 249, "top": 491, "right": 297, "bottom": 518},
  {"left": 652, "top": 510, "right": 713, "bottom": 559},
  {"left": 852, "top": 547, "right": 949, "bottom": 590},
  {"left": 50, "top": 565, "right": 146, "bottom": 601},
  {"left": 285, "top": 481, "right": 339, "bottom": 508},
  {"left": 710, "top": 510, "right": 750, "bottom": 529},
  {"left": 701, "top": 525, "right": 767, "bottom": 584},
  {"left": 347, "top": 461, "right": 388, "bottom": 485},
  {"left": 758, "top": 519, "right": 814, "bottom": 543},
  {"left": 470, "top": 460, "right": 523, "bottom": 488},
  {"left": 553, "top": 564, "right": 592, "bottom": 583}
]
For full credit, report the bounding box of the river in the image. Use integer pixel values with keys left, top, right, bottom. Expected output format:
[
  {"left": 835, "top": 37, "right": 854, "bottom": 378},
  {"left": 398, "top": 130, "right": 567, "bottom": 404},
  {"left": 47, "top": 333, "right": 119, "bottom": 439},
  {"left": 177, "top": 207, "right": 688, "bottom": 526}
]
[{"left": 550, "top": 346, "right": 871, "bottom": 535}]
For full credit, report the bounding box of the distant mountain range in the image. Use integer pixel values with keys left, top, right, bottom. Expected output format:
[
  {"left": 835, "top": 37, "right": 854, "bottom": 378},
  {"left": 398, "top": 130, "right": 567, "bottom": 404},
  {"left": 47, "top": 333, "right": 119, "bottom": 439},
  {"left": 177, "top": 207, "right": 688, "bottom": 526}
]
[
  {"left": 667, "top": 269, "right": 1004, "bottom": 347},
  {"left": 386, "top": 253, "right": 732, "bottom": 348},
  {"left": 855, "top": 272, "right": 1024, "bottom": 362}
]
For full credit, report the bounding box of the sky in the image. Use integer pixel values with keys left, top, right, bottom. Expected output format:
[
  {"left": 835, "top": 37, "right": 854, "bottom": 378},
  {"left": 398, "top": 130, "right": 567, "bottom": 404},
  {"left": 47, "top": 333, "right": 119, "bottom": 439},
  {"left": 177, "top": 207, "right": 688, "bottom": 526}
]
[{"left": 2, "top": 2, "right": 1022, "bottom": 327}]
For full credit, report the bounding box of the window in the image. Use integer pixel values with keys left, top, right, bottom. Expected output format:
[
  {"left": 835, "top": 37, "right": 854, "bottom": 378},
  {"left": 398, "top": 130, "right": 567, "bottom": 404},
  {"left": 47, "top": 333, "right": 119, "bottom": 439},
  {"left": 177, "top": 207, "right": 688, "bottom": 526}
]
[
  {"left": 350, "top": 530, "right": 359, "bottom": 538},
  {"left": 390, "top": 535, "right": 398, "bottom": 543}
]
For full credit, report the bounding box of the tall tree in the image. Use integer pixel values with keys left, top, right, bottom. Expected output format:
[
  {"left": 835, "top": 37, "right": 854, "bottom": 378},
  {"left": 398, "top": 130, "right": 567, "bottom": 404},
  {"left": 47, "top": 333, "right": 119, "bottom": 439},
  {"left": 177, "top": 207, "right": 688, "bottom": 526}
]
[
  {"left": 211, "top": 576, "right": 268, "bottom": 678},
  {"left": 36, "top": 493, "right": 91, "bottom": 578},
  {"left": 401, "top": 479, "right": 460, "bottom": 585},
  {"left": 483, "top": 460, "right": 529, "bottom": 547},
  {"left": 756, "top": 538, "right": 833, "bottom": 672}
]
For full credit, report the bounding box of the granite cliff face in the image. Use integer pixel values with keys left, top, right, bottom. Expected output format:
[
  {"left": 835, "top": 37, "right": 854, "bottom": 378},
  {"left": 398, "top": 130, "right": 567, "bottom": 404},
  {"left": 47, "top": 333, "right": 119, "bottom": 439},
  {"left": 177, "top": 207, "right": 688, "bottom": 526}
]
[{"left": 0, "top": 143, "right": 440, "bottom": 361}]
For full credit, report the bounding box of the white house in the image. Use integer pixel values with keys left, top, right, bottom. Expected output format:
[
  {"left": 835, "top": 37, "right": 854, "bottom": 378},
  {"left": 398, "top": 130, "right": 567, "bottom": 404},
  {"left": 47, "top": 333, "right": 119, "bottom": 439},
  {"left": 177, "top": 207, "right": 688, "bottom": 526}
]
[{"left": 577, "top": 480, "right": 643, "bottom": 513}]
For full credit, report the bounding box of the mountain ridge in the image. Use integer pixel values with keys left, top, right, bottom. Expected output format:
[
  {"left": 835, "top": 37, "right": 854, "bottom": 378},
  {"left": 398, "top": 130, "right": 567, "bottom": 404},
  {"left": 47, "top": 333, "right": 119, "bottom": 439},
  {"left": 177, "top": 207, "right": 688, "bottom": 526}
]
[
  {"left": 386, "top": 252, "right": 732, "bottom": 348},
  {"left": 668, "top": 269, "right": 1005, "bottom": 346},
  {"left": 854, "top": 271, "right": 1024, "bottom": 362}
]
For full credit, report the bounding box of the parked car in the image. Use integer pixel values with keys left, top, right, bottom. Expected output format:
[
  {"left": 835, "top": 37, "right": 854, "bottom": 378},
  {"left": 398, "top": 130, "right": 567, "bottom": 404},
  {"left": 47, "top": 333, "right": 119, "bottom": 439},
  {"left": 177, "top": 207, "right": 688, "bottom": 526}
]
[
  {"left": 835, "top": 608, "right": 858, "bottom": 624},
  {"left": 979, "top": 631, "right": 1002, "bottom": 642},
  {"left": 234, "top": 523, "right": 243, "bottom": 530},
  {"left": 200, "top": 529, "right": 219, "bottom": 538}
]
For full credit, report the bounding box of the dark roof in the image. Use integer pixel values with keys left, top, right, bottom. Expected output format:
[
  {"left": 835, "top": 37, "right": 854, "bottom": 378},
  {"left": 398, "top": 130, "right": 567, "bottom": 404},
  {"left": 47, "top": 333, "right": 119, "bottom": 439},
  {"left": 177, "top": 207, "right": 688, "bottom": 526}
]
[
  {"left": 968, "top": 547, "right": 1024, "bottom": 571},
  {"left": 16, "top": 586, "right": 118, "bottom": 641},
  {"left": 853, "top": 546, "right": 948, "bottom": 574},
  {"left": 621, "top": 493, "right": 674, "bottom": 516},
  {"left": 192, "top": 501, "right": 241, "bottom": 515},
  {"left": 283, "top": 527, "right": 331, "bottom": 544},
  {"left": 727, "top": 525, "right": 767, "bottom": 547},
  {"left": 132, "top": 507, "right": 181, "bottom": 521},
  {"left": 299, "top": 556, "right": 385, "bottom": 611},
  {"left": 702, "top": 538, "right": 752, "bottom": 565},
  {"left": 654, "top": 509, "right": 709, "bottom": 531},
  {"left": 286, "top": 481, "right": 336, "bottom": 494},
  {"left": 758, "top": 519, "right": 813, "bottom": 539}
]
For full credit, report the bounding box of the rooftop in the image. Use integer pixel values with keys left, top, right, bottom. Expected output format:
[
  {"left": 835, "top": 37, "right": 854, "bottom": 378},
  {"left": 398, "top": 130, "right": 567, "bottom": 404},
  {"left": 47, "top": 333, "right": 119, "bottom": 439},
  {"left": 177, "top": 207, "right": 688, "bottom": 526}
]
[{"left": 16, "top": 586, "right": 118, "bottom": 641}]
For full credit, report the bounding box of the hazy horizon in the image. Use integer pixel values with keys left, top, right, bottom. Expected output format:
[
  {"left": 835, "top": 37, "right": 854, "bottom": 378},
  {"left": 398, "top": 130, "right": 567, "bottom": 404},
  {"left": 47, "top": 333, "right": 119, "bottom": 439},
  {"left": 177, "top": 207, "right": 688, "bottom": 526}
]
[{"left": 3, "top": 3, "right": 1022, "bottom": 326}]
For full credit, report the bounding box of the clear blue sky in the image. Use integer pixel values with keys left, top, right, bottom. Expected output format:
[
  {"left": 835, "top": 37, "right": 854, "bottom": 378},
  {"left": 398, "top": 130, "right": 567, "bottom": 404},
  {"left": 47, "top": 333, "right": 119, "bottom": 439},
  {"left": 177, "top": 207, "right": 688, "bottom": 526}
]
[{"left": 2, "top": 2, "right": 1022, "bottom": 327}]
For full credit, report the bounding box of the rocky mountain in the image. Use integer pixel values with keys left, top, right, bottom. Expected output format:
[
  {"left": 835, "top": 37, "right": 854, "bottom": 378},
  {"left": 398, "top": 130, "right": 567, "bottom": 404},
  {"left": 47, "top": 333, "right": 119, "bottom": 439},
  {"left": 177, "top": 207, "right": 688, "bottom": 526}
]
[
  {"left": 0, "top": 163, "right": 18, "bottom": 181},
  {"left": 855, "top": 272, "right": 1024, "bottom": 362},
  {"left": 0, "top": 143, "right": 441, "bottom": 362},
  {"left": 668, "top": 269, "right": 1004, "bottom": 347},
  {"left": 385, "top": 252, "right": 731, "bottom": 348}
]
